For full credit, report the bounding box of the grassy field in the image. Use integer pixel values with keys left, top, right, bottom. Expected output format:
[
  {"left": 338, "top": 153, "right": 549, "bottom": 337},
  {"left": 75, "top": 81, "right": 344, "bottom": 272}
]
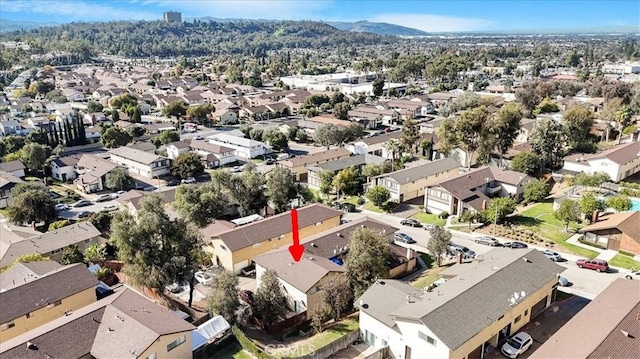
[
  {"left": 340, "top": 196, "right": 363, "bottom": 206},
  {"left": 411, "top": 212, "right": 446, "bottom": 227},
  {"left": 610, "top": 253, "right": 640, "bottom": 270},
  {"left": 507, "top": 201, "right": 598, "bottom": 258},
  {"left": 362, "top": 202, "right": 384, "bottom": 213},
  {"left": 271, "top": 318, "right": 359, "bottom": 358}
]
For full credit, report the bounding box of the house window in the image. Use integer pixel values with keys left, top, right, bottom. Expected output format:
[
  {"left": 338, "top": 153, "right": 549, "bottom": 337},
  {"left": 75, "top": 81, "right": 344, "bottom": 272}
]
[
  {"left": 47, "top": 300, "right": 62, "bottom": 309},
  {"left": 315, "top": 221, "right": 323, "bottom": 226},
  {"left": 1, "top": 322, "right": 15, "bottom": 331},
  {"left": 26, "top": 312, "right": 34, "bottom": 319},
  {"left": 418, "top": 331, "right": 436, "bottom": 346},
  {"left": 220, "top": 244, "right": 227, "bottom": 251},
  {"left": 498, "top": 315, "right": 504, "bottom": 321},
  {"left": 514, "top": 315, "right": 522, "bottom": 323},
  {"left": 166, "top": 335, "right": 186, "bottom": 352},
  {"left": 525, "top": 309, "right": 529, "bottom": 316}
]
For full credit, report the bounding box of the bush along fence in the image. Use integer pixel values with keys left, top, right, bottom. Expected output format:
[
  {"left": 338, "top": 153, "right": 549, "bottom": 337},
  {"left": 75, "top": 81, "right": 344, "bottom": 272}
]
[{"left": 232, "top": 326, "right": 272, "bottom": 359}]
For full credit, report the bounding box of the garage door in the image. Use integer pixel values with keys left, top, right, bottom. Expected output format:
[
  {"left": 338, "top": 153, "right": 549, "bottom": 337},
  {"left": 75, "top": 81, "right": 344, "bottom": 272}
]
[{"left": 531, "top": 296, "right": 548, "bottom": 318}]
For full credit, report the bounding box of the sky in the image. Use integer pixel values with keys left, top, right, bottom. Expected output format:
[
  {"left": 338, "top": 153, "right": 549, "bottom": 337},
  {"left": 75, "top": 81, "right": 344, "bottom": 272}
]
[{"left": 0, "top": 0, "right": 638, "bottom": 33}]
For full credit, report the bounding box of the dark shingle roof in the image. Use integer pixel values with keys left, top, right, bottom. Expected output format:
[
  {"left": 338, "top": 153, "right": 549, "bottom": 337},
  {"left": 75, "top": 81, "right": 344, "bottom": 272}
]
[
  {"left": 307, "top": 154, "right": 385, "bottom": 173},
  {"left": 216, "top": 204, "right": 342, "bottom": 251},
  {"left": 375, "top": 157, "right": 460, "bottom": 185},
  {"left": 281, "top": 148, "right": 351, "bottom": 168},
  {"left": 0, "top": 264, "right": 98, "bottom": 324}
]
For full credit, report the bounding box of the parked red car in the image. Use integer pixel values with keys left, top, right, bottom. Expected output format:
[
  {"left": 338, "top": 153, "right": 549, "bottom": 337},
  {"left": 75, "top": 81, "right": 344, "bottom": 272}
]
[{"left": 576, "top": 259, "right": 609, "bottom": 272}]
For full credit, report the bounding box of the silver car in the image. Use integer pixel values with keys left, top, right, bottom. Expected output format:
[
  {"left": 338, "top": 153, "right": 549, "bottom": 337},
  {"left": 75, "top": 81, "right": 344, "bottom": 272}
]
[
  {"left": 475, "top": 236, "right": 500, "bottom": 246},
  {"left": 540, "top": 250, "right": 562, "bottom": 262}
]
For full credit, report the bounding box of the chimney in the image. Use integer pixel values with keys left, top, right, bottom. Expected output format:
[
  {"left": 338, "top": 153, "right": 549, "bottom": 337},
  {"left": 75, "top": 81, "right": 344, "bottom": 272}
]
[
  {"left": 406, "top": 247, "right": 413, "bottom": 261},
  {"left": 457, "top": 253, "right": 463, "bottom": 264},
  {"left": 592, "top": 211, "right": 599, "bottom": 223},
  {"left": 482, "top": 200, "right": 487, "bottom": 210}
]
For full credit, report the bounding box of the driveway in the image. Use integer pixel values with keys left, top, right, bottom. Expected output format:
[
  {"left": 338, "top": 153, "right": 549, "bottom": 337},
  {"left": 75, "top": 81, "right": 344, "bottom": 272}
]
[{"left": 389, "top": 196, "right": 424, "bottom": 218}]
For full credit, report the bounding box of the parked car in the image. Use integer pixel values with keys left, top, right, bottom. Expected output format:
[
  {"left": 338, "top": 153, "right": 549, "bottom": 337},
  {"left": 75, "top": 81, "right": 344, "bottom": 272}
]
[
  {"left": 116, "top": 190, "right": 126, "bottom": 196},
  {"left": 501, "top": 332, "right": 533, "bottom": 359},
  {"left": 276, "top": 153, "right": 290, "bottom": 160},
  {"left": 194, "top": 271, "right": 213, "bottom": 284},
  {"left": 447, "top": 243, "right": 476, "bottom": 259},
  {"left": 181, "top": 177, "right": 197, "bottom": 184},
  {"left": 331, "top": 201, "right": 341, "bottom": 210},
  {"left": 194, "top": 135, "right": 204, "bottom": 140},
  {"left": 101, "top": 204, "right": 119, "bottom": 212},
  {"left": 503, "top": 241, "right": 528, "bottom": 249},
  {"left": 95, "top": 194, "right": 115, "bottom": 202},
  {"left": 394, "top": 233, "right": 416, "bottom": 244},
  {"left": 625, "top": 271, "right": 640, "bottom": 280},
  {"left": 576, "top": 259, "right": 609, "bottom": 272},
  {"left": 77, "top": 211, "right": 93, "bottom": 218},
  {"left": 239, "top": 290, "right": 254, "bottom": 306},
  {"left": 166, "top": 180, "right": 180, "bottom": 186},
  {"left": 540, "top": 250, "right": 563, "bottom": 262},
  {"left": 400, "top": 218, "right": 422, "bottom": 227},
  {"left": 54, "top": 203, "right": 69, "bottom": 211},
  {"left": 423, "top": 224, "right": 438, "bottom": 231},
  {"left": 166, "top": 282, "right": 183, "bottom": 294},
  {"left": 558, "top": 276, "right": 572, "bottom": 287},
  {"left": 475, "top": 236, "right": 500, "bottom": 246},
  {"left": 264, "top": 158, "right": 275, "bottom": 165},
  {"left": 342, "top": 203, "right": 356, "bottom": 213},
  {"left": 72, "top": 199, "right": 93, "bottom": 208}
]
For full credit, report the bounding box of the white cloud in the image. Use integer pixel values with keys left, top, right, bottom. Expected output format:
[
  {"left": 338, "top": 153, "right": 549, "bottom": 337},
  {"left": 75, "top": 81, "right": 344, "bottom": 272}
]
[
  {"left": 370, "top": 13, "right": 493, "bottom": 32},
  {"left": 0, "top": 0, "right": 156, "bottom": 21}
]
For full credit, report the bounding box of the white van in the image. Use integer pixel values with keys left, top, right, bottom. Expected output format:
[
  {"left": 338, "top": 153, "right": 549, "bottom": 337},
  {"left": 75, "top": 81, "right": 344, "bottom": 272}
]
[{"left": 277, "top": 153, "right": 290, "bottom": 160}]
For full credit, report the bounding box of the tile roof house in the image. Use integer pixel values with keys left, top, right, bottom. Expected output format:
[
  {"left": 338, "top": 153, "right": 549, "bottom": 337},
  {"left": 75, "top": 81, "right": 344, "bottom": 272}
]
[
  {"left": 0, "top": 287, "right": 196, "bottom": 359},
  {"left": 368, "top": 157, "right": 460, "bottom": 203},
  {"left": 0, "top": 221, "right": 101, "bottom": 268},
  {"left": 74, "top": 155, "right": 119, "bottom": 194},
  {"left": 531, "top": 278, "right": 640, "bottom": 359},
  {"left": 306, "top": 154, "right": 385, "bottom": 190},
  {"left": 0, "top": 171, "right": 23, "bottom": 209},
  {"left": 424, "top": 166, "right": 534, "bottom": 217},
  {"left": 561, "top": 141, "right": 640, "bottom": 182},
  {"left": 207, "top": 203, "right": 343, "bottom": 274},
  {"left": 254, "top": 248, "right": 346, "bottom": 318},
  {"left": 109, "top": 147, "right": 171, "bottom": 179},
  {"left": 0, "top": 263, "right": 98, "bottom": 342},
  {"left": 166, "top": 139, "right": 236, "bottom": 168},
  {"left": 578, "top": 211, "right": 640, "bottom": 255},
  {"left": 358, "top": 248, "right": 565, "bottom": 359},
  {"left": 276, "top": 148, "right": 352, "bottom": 182},
  {"left": 0, "top": 161, "right": 25, "bottom": 178}
]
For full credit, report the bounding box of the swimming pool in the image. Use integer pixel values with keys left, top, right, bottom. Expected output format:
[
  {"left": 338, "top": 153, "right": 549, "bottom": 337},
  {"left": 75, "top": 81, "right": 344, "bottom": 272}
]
[{"left": 631, "top": 198, "right": 640, "bottom": 212}]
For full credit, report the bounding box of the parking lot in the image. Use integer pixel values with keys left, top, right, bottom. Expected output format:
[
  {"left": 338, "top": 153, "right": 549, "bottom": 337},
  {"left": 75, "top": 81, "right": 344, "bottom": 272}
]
[{"left": 485, "top": 294, "right": 590, "bottom": 359}]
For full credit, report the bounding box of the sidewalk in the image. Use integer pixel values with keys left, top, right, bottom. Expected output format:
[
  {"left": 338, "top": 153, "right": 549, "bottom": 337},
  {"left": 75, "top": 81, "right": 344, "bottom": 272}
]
[{"left": 565, "top": 233, "right": 619, "bottom": 261}]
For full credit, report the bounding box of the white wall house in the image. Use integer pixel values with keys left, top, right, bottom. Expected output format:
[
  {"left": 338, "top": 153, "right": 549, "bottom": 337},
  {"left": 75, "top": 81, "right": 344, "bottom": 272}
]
[
  {"left": 50, "top": 155, "right": 81, "bottom": 182},
  {"left": 109, "top": 147, "right": 170, "bottom": 179},
  {"left": 208, "top": 133, "right": 271, "bottom": 159},
  {"left": 561, "top": 141, "right": 640, "bottom": 183}
]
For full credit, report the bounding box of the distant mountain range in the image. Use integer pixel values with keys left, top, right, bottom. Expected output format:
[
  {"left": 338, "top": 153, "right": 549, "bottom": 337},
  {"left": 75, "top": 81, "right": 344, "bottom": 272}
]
[
  {"left": 0, "top": 18, "right": 58, "bottom": 32},
  {"left": 325, "top": 20, "right": 428, "bottom": 36}
]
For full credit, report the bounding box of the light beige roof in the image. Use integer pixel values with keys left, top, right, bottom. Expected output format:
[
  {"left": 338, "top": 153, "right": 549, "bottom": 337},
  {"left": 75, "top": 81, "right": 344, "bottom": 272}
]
[
  {"left": 579, "top": 211, "right": 640, "bottom": 242},
  {"left": 110, "top": 146, "right": 167, "bottom": 165}
]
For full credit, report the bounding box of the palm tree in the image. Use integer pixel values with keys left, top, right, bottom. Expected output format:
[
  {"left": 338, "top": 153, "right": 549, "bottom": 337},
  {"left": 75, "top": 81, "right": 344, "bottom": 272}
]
[
  {"left": 384, "top": 139, "right": 401, "bottom": 171},
  {"left": 615, "top": 105, "right": 633, "bottom": 144}
]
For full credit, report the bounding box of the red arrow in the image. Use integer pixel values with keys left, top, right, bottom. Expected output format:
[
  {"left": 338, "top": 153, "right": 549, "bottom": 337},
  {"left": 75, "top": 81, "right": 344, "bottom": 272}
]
[{"left": 288, "top": 208, "right": 304, "bottom": 262}]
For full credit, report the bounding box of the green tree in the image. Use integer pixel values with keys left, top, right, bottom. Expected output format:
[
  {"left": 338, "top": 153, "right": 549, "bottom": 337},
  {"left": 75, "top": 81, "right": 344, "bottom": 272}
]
[
  {"left": 321, "top": 275, "right": 353, "bottom": 321},
  {"left": 555, "top": 199, "right": 582, "bottom": 232},
  {"left": 171, "top": 152, "right": 204, "bottom": 179},
  {"left": 579, "top": 192, "right": 605, "bottom": 220},
  {"left": 86, "top": 101, "right": 104, "bottom": 113},
  {"left": 90, "top": 210, "right": 112, "bottom": 232},
  {"left": 566, "top": 52, "right": 580, "bottom": 67},
  {"left": 523, "top": 179, "right": 551, "bottom": 203},
  {"left": 605, "top": 195, "right": 631, "bottom": 212},
  {"left": 0, "top": 135, "right": 26, "bottom": 156},
  {"left": 342, "top": 123, "right": 364, "bottom": 142},
  {"left": 615, "top": 105, "right": 633, "bottom": 144},
  {"left": 20, "top": 142, "right": 51, "bottom": 173},
  {"left": 372, "top": 78, "right": 385, "bottom": 98},
  {"left": 105, "top": 167, "right": 133, "bottom": 191},
  {"left": 27, "top": 130, "right": 50, "bottom": 145},
  {"left": 366, "top": 185, "right": 390, "bottom": 207},
  {"left": 333, "top": 102, "right": 351, "bottom": 120},
  {"left": 318, "top": 170, "right": 335, "bottom": 199},
  {"left": 344, "top": 227, "right": 390, "bottom": 298},
  {"left": 262, "top": 129, "right": 288, "bottom": 151},
  {"left": 109, "top": 93, "right": 138, "bottom": 109},
  {"left": 563, "top": 105, "right": 595, "bottom": 148},
  {"left": 575, "top": 172, "right": 610, "bottom": 188},
  {"left": 266, "top": 167, "right": 298, "bottom": 213},
  {"left": 427, "top": 226, "right": 452, "bottom": 266},
  {"left": 287, "top": 126, "right": 299, "bottom": 141},
  {"left": 510, "top": 152, "right": 543, "bottom": 175},
  {"left": 173, "top": 184, "right": 227, "bottom": 227},
  {"left": 101, "top": 127, "right": 132, "bottom": 148},
  {"left": 61, "top": 245, "right": 84, "bottom": 264},
  {"left": 531, "top": 118, "right": 566, "bottom": 169},
  {"left": 152, "top": 130, "right": 180, "bottom": 146},
  {"left": 48, "top": 219, "right": 71, "bottom": 231},
  {"left": 84, "top": 243, "right": 106, "bottom": 263},
  {"left": 399, "top": 117, "right": 419, "bottom": 154},
  {"left": 254, "top": 269, "right": 287, "bottom": 326},
  {"left": 492, "top": 102, "right": 523, "bottom": 162},
  {"left": 313, "top": 124, "right": 344, "bottom": 149},
  {"left": 383, "top": 139, "right": 401, "bottom": 171},
  {"left": 110, "top": 195, "right": 204, "bottom": 306},
  {"left": 534, "top": 97, "right": 560, "bottom": 114},
  {"left": 332, "top": 167, "right": 357, "bottom": 198},
  {"left": 207, "top": 270, "right": 240, "bottom": 325},
  {"left": 6, "top": 183, "right": 57, "bottom": 226},
  {"left": 162, "top": 100, "right": 188, "bottom": 120},
  {"left": 186, "top": 103, "right": 215, "bottom": 124},
  {"left": 484, "top": 197, "right": 517, "bottom": 224},
  {"left": 129, "top": 126, "right": 147, "bottom": 138},
  {"left": 439, "top": 106, "right": 491, "bottom": 169}
]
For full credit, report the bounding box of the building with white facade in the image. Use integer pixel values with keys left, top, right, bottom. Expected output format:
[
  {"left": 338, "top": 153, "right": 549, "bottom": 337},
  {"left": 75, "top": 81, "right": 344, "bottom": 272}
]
[
  {"left": 561, "top": 141, "right": 640, "bottom": 183},
  {"left": 109, "top": 147, "right": 170, "bottom": 179},
  {"left": 358, "top": 248, "right": 565, "bottom": 359},
  {"left": 208, "top": 133, "right": 271, "bottom": 159}
]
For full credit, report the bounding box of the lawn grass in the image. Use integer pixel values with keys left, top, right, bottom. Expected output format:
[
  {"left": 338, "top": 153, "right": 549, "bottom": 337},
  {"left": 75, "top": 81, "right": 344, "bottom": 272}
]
[
  {"left": 362, "top": 202, "right": 384, "bottom": 213},
  {"left": 208, "top": 339, "right": 253, "bottom": 359},
  {"left": 0, "top": 208, "right": 8, "bottom": 218},
  {"left": 411, "top": 212, "right": 446, "bottom": 227},
  {"left": 271, "top": 318, "right": 359, "bottom": 357},
  {"left": 507, "top": 201, "right": 597, "bottom": 258},
  {"left": 610, "top": 253, "right": 640, "bottom": 270},
  {"left": 340, "top": 196, "right": 362, "bottom": 206}
]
